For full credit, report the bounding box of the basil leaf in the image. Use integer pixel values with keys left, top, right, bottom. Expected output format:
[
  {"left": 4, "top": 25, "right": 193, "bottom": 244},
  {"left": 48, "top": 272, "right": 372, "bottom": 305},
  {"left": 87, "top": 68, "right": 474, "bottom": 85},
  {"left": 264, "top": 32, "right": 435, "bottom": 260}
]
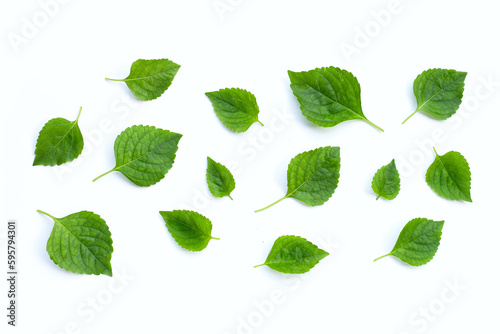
[
  {"left": 403, "top": 68, "right": 467, "bottom": 124},
  {"left": 372, "top": 159, "right": 400, "bottom": 200},
  {"left": 106, "top": 58, "right": 180, "bottom": 101},
  {"left": 93, "top": 125, "right": 182, "bottom": 187},
  {"left": 206, "top": 157, "right": 235, "bottom": 200},
  {"left": 205, "top": 88, "right": 263, "bottom": 133},
  {"left": 255, "top": 235, "right": 329, "bottom": 274},
  {"left": 38, "top": 210, "right": 113, "bottom": 276},
  {"left": 255, "top": 146, "right": 340, "bottom": 212},
  {"left": 159, "top": 210, "right": 219, "bottom": 252},
  {"left": 33, "top": 107, "right": 84, "bottom": 166},
  {"left": 374, "top": 218, "right": 444, "bottom": 266},
  {"left": 426, "top": 148, "right": 472, "bottom": 202},
  {"left": 288, "top": 66, "right": 383, "bottom": 132}
]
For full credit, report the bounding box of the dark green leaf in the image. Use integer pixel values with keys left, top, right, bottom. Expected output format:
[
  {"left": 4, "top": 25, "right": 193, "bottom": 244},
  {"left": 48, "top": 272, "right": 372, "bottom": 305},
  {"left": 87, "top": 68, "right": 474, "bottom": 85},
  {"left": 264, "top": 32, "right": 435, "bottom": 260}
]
[
  {"left": 159, "top": 210, "right": 219, "bottom": 252},
  {"left": 38, "top": 210, "right": 113, "bottom": 276},
  {"left": 372, "top": 159, "right": 400, "bottom": 200},
  {"left": 255, "top": 146, "right": 340, "bottom": 212},
  {"left": 255, "top": 235, "right": 329, "bottom": 274},
  {"left": 374, "top": 218, "right": 444, "bottom": 266},
  {"left": 403, "top": 68, "right": 467, "bottom": 123},
  {"left": 288, "top": 66, "right": 383, "bottom": 131},
  {"left": 205, "top": 88, "right": 263, "bottom": 133},
  {"left": 33, "top": 107, "right": 84, "bottom": 166},
  {"left": 206, "top": 157, "right": 235, "bottom": 199},
  {"left": 426, "top": 148, "right": 472, "bottom": 202},
  {"left": 93, "top": 125, "right": 182, "bottom": 187},
  {"left": 106, "top": 58, "right": 180, "bottom": 101}
]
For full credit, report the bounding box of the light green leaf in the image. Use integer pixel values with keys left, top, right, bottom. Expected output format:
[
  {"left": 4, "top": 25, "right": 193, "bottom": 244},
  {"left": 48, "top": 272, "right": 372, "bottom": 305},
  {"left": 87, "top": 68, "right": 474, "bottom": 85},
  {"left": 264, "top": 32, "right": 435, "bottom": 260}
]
[
  {"left": 374, "top": 218, "right": 444, "bottom": 266},
  {"left": 255, "top": 235, "right": 329, "bottom": 274},
  {"left": 206, "top": 157, "right": 235, "bottom": 200},
  {"left": 33, "top": 107, "right": 84, "bottom": 166},
  {"left": 93, "top": 125, "right": 182, "bottom": 187},
  {"left": 372, "top": 159, "right": 400, "bottom": 200},
  {"left": 106, "top": 58, "right": 180, "bottom": 101},
  {"left": 159, "top": 210, "right": 219, "bottom": 252},
  {"left": 255, "top": 146, "right": 340, "bottom": 212},
  {"left": 37, "top": 210, "right": 113, "bottom": 276},
  {"left": 288, "top": 66, "right": 383, "bottom": 132},
  {"left": 205, "top": 88, "right": 263, "bottom": 133},
  {"left": 426, "top": 148, "right": 472, "bottom": 202},
  {"left": 403, "top": 68, "right": 467, "bottom": 124}
]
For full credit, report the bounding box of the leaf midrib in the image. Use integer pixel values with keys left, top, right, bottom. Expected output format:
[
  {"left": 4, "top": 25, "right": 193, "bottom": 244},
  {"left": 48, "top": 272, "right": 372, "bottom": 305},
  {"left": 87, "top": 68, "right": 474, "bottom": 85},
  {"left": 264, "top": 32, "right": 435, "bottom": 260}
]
[
  {"left": 114, "top": 138, "right": 173, "bottom": 171},
  {"left": 123, "top": 66, "right": 178, "bottom": 82},
  {"left": 209, "top": 94, "right": 259, "bottom": 122},
  {"left": 265, "top": 253, "right": 326, "bottom": 266},
  {"left": 36, "top": 119, "right": 79, "bottom": 162},
  {"left": 390, "top": 229, "right": 436, "bottom": 257},
  {"left": 416, "top": 73, "right": 464, "bottom": 112},
  {"left": 208, "top": 160, "right": 231, "bottom": 195},
  {"left": 434, "top": 154, "right": 469, "bottom": 198}
]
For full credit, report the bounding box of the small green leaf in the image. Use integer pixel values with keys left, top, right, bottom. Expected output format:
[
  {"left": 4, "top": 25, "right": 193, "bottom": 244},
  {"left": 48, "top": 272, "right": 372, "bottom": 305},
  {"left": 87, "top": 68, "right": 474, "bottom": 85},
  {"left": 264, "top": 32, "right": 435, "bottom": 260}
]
[
  {"left": 93, "top": 125, "right": 182, "bottom": 187},
  {"left": 159, "top": 210, "right": 219, "bottom": 252},
  {"left": 372, "top": 159, "right": 400, "bottom": 200},
  {"left": 106, "top": 58, "right": 180, "bottom": 101},
  {"left": 37, "top": 210, "right": 113, "bottom": 276},
  {"left": 255, "top": 235, "right": 329, "bottom": 274},
  {"left": 374, "top": 218, "right": 444, "bottom": 266},
  {"left": 426, "top": 148, "right": 472, "bottom": 202},
  {"left": 205, "top": 88, "right": 263, "bottom": 133},
  {"left": 403, "top": 68, "right": 467, "bottom": 124},
  {"left": 288, "top": 66, "right": 383, "bottom": 132},
  {"left": 255, "top": 146, "right": 340, "bottom": 212},
  {"left": 206, "top": 157, "right": 235, "bottom": 200},
  {"left": 33, "top": 107, "right": 84, "bottom": 166}
]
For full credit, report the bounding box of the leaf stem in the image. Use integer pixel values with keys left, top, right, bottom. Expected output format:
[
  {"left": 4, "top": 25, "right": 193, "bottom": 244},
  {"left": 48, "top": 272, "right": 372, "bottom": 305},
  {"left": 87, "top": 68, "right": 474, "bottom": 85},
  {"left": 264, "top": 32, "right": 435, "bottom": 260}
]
[
  {"left": 373, "top": 253, "right": 391, "bottom": 262},
  {"left": 93, "top": 169, "right": 115, "bottom": 182},
  {"left": 211, "top": 236, "right": 220, "bottom": 240},
  {"left": 228, "top": 195, "right": 234, "bottom": 201},
  {"left": 432, "top": 147, "right": 438, "bottom": 156},
  {"left": 37, "top": 210, "right": 57, "bottom": 221},
  {"left": 253, "top": 264, "right": 266, "bottom": 268},
  {"left": 376, "top": 195, "right": 381, "bottom": 200},
  {"left": 75, "top": 106, "right": 83, "bottom": 122},
  {"left": 254, "top": 196, "right": 287, "bottom": 213},
  {"left": 105, "top": 78, "right": 124, "bottom": 82},
  {"left": 402, "top": 109, "right": 419, "bottom": 124},
  {"left": 364, "top": 119, "right": 384, "bottom": 132},
  {"left": 257, "top": 120, "right": 264, "bottom": 126}
]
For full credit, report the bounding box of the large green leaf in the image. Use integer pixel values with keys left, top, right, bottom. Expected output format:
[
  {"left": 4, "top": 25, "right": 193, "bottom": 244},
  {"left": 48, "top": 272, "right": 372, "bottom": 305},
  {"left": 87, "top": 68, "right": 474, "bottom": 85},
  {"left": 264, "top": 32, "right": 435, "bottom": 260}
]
[
  {"left": 93, "top": 125, "right": 182, "bottom": 187},
  {"left": 206, "top": 157, "right": 235, "bottom": 199},
  {"left": 255, "top": 146, "right": 340, "bottom": 212},
  {"left": 426, "top": 148, "right": 472, "bottom": 202},
  {"left": 288, "top": 66, "right": 383, "bottom": 131},
  {"left": 403, "top": 68, "right": 467, "bottom": 124},
  {"left": 372, "top": 159, "right": 400, "bottom": 200},
  {"left": 106, "top": 59, "right": 180, "bottom": 101},
  {"left": 159, "top": 210, "right": 219, "bottom": 252},
  {"left": 255, "top": 235, "right": 329, "bottom": 274},
  {"left": 374, "top": 218, "right": 444, "bottom": 266},
  {"left": 205, "top": 88, "right": 263, "bottom": 133},
  {"left": 38, "top": 210, "right": 113, "bottom": 276},
  {"left": 33, "top": 107, "right": 84, "bottom": 166}
]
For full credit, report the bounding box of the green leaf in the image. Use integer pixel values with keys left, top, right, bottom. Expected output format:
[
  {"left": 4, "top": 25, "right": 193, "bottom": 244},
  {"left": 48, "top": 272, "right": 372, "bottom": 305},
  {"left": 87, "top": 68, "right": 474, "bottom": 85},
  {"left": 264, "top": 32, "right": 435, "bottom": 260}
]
[
  {"left": 93, "top": 125, "right": 182, "bottom": 187},
  {"left": 372, "top": 159, "right": 400, "bottom": 200},
  {"left": 403, "top": 68, "right": 467, "bottom": 124},
  {"left": 33, "top": 107, "right": 84, "bottom": 166},
  {"left": 159, "top": 210, "right": 219, "bottom": 252},
  {"left": 37, "top": 210, "right": 113, "bottom": 276},
  {"left": 106, "top": 58, "right": 180, "bottom": 101},
  {"left": 374, "top": 218, "right": 444, "bottom": 266},
  {"left": 205, "top": 88, "right": 263, "bottom": 133},
  {"left": 255, "top": 235, "right": 329, "bottom": 274},
  {"left": 255, "top": 146, "right": 340, "bottom": 212},
  {"left": 206, "top": 157, "right": 235, "bottom": 200},
  {"left": 426, "top": 148, "right": 472, "bottom": 202},
  {"left": 288, "top": 66, "right": 383, "bottom": 132}
]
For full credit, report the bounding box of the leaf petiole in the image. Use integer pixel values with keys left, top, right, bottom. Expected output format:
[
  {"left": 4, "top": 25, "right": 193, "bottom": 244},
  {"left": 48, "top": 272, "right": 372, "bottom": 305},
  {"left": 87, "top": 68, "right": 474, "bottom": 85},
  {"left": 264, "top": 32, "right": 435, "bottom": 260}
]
[
  {"left": 373, "top": 253, "right": 391, "bottom": 262},
  {"left": 255, "top": 196, "right": 288, "bottom": 213},
  {"left": 402, "top": 109, "right": 419, "bottom": 124},
  {"left": 253, "top": 263, "right": 266, "bottom": 268},
  {"left": 37, "top": 210, "right": 57, "bottom": 221},
  {"left": 364, "top": 119, "right": 384, "bottom": 132},
  {"left": 75, "top": 106, "right": 83, "bottom": 123},
  {"left": 93, "top": 169, "right": 115, "bottom": 182},
  {"left": 105, "top": 78, "right": 125, "bottom": 82}
]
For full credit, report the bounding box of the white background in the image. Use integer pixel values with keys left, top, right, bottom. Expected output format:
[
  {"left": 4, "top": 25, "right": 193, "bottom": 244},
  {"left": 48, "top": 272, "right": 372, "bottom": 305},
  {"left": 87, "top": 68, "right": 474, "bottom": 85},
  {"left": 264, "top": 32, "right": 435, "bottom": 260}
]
[{"left": 1, "top": 0, "right": 499, "bottom": 333}]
